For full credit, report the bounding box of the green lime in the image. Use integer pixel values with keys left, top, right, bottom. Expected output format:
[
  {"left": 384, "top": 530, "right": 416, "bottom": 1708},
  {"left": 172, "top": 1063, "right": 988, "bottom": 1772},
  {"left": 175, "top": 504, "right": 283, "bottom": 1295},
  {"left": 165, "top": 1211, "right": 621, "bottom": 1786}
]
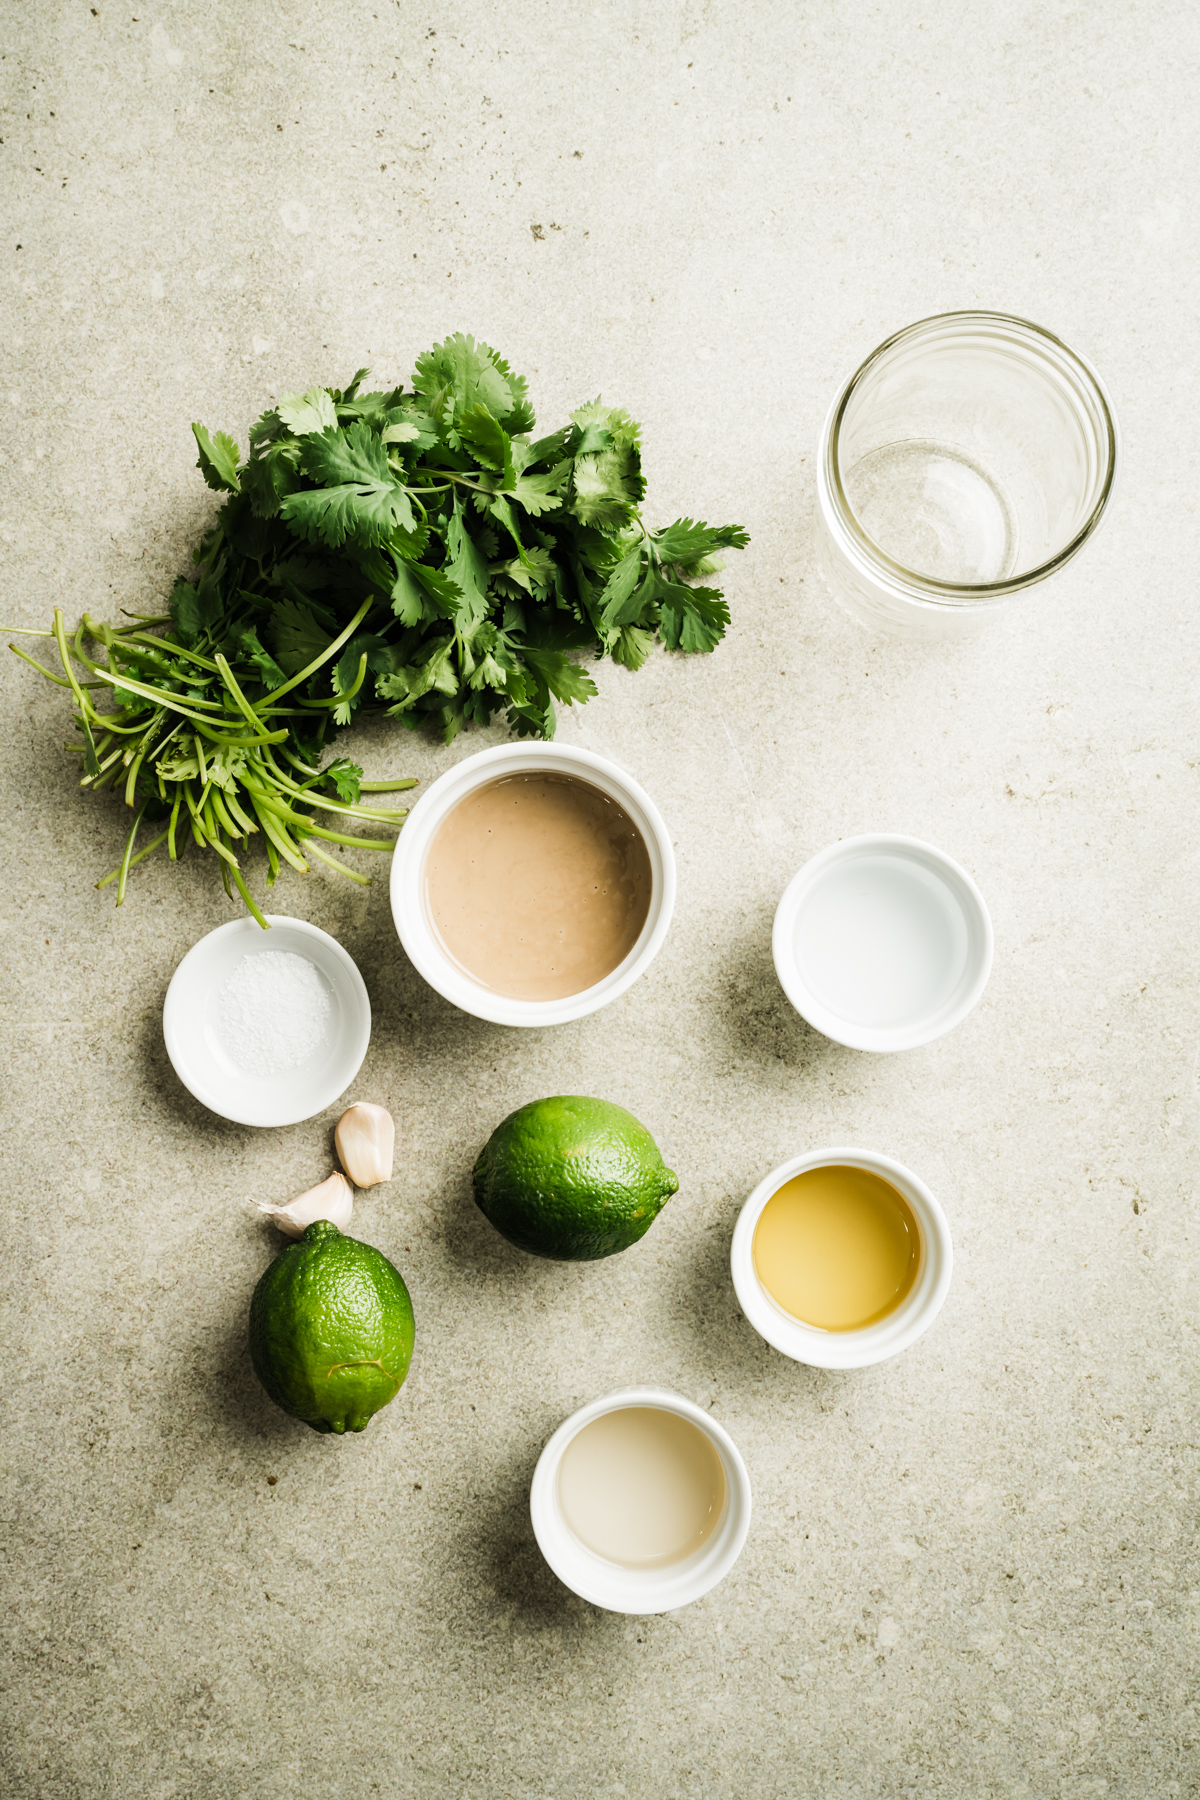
[
  {"left": 473, "top": 1095, "right": 679, "bottom": 1261},
  {"left": 248, "top": 1221, "right": 414, "bottom": 1435}
]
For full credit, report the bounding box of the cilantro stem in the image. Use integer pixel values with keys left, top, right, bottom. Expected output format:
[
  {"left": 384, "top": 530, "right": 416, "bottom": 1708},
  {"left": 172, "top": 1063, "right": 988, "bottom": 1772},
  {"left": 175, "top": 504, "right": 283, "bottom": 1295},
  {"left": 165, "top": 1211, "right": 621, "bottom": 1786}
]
[
  {"left": 97, "top": 823, "right": 170, "bottom": 891},
  {"left": 114, "top": 800, "right": 149, "bottom": 906},
  {"left": 52, "top": 609, "right": 95, "bottom": 720},
  {"left": 305, "top": 652, "right": 367, "bottom": 710},
  {"left": 229, "top": 862, "right": 270, "bottom": 928},
  {"left": 246, "top": 792, "right": 309, "bottom": 872},
  {"left": 127, "top": 714, "right": 165, "bottom": 800},
  {"left": 201, "top": 796, "right": 241, "bottom": 869},
  {"left": 168, "top": 791, "right": 182, "bottom": 860},
  {"left": 8, "top": 644, "right": 73, "bottom": 687},
  {"left": 258, "top": 747, "right": 408, "bottom": 821},
  {"left": 300, "top": 822, "right": 399, "bottom": 850},
  {"left": 411, "top": 467, "right": 489, "bottom": 492},
  {"left": 301, "top": 838, "right": 373, "bottom": 886},
  {"left": 260, "top": 597, "right": 372, "bottom": 706},
  {"left": 214, "top": 653, "right": 265, "bottom": 732},
  {"left": 209, "top": 787, "right": 243, "bottom": 841},
  {"left": 83, "top": 663, "right": 228, "bottom": 725}
]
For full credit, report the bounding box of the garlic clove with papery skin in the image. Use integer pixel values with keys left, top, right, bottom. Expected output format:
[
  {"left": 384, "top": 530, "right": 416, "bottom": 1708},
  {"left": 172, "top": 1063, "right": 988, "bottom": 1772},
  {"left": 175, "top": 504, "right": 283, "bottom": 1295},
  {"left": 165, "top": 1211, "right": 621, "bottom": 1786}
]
[
  {"left": 257, "top": 1171, "right": 354, "bottom": 1239},
  {"left": 335, "top": 1102, "right": 395, "bottom": 1188}
]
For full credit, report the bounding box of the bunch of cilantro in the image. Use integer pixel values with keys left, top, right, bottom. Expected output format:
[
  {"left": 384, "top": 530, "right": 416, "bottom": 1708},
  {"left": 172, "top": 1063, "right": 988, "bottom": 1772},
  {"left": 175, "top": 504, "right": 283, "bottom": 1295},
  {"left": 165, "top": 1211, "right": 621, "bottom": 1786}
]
[
  {"left": 9, "top": 334, "right": 747, "bottom": 924},
  {"left": 203, "top": 332, "right": 748, "bottom": 740}
]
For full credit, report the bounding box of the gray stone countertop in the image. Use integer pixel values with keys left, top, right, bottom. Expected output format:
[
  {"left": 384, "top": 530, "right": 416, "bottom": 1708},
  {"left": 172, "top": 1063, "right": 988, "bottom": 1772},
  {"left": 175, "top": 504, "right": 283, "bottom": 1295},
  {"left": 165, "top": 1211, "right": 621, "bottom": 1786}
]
[{"left": 2, "top": 4, "right": 1198, "bottom": 1796}]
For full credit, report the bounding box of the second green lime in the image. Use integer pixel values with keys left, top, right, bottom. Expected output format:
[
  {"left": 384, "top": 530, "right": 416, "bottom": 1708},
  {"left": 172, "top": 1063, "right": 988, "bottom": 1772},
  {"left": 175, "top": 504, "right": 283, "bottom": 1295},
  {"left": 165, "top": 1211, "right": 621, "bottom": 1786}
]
[
  {"left": 249, "top": 1220, "right": 415, "bottom": 1434},
  {"left": 473, "top": 1095, "right": 679, "bottom": 1261}
]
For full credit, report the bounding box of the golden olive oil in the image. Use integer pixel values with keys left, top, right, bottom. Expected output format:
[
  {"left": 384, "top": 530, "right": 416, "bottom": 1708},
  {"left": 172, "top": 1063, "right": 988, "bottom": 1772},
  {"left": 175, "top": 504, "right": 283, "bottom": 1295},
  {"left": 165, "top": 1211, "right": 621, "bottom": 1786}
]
[{"left": 753, "top": 1165, "right": 920, "bottom": 1331}]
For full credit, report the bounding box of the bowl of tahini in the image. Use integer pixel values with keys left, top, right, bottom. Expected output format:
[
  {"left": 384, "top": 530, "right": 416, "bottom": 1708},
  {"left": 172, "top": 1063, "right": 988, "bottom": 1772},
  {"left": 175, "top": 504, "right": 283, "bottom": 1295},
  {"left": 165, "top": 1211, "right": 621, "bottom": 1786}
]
[{"left": 390, "top": 743, "right": 676, "bottom": 1027}]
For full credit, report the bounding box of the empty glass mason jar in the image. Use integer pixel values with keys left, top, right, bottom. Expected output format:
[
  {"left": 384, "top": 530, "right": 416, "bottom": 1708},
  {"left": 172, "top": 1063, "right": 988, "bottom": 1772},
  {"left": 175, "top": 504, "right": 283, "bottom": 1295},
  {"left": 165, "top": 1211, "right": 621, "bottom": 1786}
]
[{"left": 815, "top": 312, "right": 1120, "bottom": 639}]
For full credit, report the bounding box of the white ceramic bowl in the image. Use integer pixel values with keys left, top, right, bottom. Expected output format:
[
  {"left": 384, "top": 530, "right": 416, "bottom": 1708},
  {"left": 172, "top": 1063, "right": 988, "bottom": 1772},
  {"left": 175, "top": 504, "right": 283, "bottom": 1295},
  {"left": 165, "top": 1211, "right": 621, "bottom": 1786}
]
[
  {"left": 731, "top": 1148, "right": 953, "bottom": 1369},
  {"left": 162, "top": 916, "right": 371, "bottom": 1127},
  {"left": 530, "top": 1386, "right": 752, "bottom": 1615},
  {"left": 772, "top": 833, "right": 993, "bottom": 1051},
  {"left": 390, "top": 743, "right": 676, "bottom": 1027}
]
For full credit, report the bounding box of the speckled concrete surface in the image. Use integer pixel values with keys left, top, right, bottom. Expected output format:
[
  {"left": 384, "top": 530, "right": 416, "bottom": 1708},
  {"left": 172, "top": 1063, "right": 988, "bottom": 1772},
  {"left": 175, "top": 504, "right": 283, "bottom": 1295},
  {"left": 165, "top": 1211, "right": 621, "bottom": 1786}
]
[{"left": 2, "top": 3, "right": 1199, "bottom": 1796}]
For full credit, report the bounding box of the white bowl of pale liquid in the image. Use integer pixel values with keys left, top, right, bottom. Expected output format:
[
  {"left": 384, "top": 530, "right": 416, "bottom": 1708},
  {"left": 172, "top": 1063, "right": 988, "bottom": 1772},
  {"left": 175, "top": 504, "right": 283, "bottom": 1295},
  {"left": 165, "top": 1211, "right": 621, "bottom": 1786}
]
[
  {"left": 530, "top": 1387, "right": 752, "bottom": 1615},
  {"left": 772, "top": 834, "right": 993, "bottom": 1052}
]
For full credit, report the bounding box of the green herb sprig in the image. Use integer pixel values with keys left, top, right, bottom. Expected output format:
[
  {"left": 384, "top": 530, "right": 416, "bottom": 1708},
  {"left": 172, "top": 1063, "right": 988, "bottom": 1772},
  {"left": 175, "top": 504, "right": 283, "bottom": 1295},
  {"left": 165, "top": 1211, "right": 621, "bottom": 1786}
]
[
  {"left": 8, "top": 334, "right": 748, "bottom": 924},
  {"left": 10, "top": 604, "right": 414, "bottom": 928}
]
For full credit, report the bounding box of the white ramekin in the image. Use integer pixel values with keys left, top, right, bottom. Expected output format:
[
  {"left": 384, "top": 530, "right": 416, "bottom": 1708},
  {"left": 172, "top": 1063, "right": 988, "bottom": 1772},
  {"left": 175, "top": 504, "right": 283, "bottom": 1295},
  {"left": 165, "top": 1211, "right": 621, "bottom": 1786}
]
[
  {"left": 730, "top": 1148, "right": 953, "bottom": 1370},
  {"left": 162, "top": 915, "right": 371, "bottom": 1128},
  {"left": 390, "top": 742, "right": 675, "bottom": 1027},
  {"left": 772, "top": 833, "right": 993, "bottom": 1052},
  {"left": 529, "top": 1386, "right": 752, "bottom": 1615}
]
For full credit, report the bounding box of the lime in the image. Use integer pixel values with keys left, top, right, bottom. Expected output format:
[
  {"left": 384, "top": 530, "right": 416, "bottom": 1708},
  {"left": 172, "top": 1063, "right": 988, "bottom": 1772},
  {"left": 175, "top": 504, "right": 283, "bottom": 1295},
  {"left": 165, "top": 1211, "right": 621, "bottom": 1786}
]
[
  {"left": 249, "top": 1221, "right": 414, "bottom": 1434},
  {"left": 473, "top": 1095, "right": 679, "bottom": 1261}
]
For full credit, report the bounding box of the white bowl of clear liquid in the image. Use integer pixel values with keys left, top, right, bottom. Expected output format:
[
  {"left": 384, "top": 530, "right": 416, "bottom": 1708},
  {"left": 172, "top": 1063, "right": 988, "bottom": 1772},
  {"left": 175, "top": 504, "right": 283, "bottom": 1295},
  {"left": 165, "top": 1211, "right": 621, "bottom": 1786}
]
[
  {"left": 772, "top": 835, "right": 993, "bottom": 1051},
  {"left": 815, "top": 311, "right": 1119, "bottom": 638}
]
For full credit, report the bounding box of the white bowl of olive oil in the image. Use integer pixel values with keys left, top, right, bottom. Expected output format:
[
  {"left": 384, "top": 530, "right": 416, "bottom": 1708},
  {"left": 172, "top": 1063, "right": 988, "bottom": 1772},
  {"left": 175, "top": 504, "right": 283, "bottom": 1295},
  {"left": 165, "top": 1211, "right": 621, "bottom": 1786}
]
[
  {"left": 530, "top": 1387, "right": 752, "bottom": 1614},
  {"left": 731, "top": 1149, "right": 953, "bottom": 1369}
]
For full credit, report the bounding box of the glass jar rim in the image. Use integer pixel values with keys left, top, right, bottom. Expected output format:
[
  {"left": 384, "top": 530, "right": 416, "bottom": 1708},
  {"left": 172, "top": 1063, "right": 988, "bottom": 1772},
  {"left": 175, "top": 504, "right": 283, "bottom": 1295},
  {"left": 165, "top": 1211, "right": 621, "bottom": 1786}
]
[{"left": 824, "top": 310, "right": 1120, "bottom": 600}]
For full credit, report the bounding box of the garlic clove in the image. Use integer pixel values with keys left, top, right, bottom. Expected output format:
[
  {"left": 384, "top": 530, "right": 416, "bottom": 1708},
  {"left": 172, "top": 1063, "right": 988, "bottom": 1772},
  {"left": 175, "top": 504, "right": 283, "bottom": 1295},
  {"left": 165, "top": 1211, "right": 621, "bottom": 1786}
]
[
  {"left": 258, "top": 1171, "right": 354, "bottom": 1239},
  {"left": 335, "top": 1102, "right": 395, "bottom": 1188}
]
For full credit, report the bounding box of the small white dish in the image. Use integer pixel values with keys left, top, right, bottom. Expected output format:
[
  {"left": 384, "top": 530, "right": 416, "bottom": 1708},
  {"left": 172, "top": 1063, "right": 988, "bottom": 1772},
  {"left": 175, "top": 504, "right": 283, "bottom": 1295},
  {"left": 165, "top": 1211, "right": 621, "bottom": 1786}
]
[
  {"left": 162, "top": 916, "right": 371, "bottom": 1127},
  {"left": 390, "top": 742, "right": 676, "bottom": 1028},
  {"left": 731, "top": 1148, "right": 953, "bottom": 1370},
  {"left": 530, "top": 1386, "right": 752, "bottom": 1615},
  {"left": 772, "top": 833, "right": 993, "bottom": 1051}
]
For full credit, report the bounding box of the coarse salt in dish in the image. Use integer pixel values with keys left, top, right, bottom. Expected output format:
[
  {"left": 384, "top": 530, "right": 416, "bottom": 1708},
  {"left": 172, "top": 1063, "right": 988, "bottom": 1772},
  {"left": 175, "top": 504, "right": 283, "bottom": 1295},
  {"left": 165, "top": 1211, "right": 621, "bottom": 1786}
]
[
  {"left": 163, "top": 917, "right": 371, "bottom": 1128},
  {"left": 216, "top": 950, "right": 332, "bottom": 1075}
]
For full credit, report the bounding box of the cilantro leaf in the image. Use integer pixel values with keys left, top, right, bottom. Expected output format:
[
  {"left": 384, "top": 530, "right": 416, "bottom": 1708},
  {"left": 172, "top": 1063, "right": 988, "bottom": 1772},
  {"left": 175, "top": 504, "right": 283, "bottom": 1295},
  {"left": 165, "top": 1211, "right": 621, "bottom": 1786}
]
[
  {"left": 269, "top": 597, "right": 332, "bottom": 676},
  {"left": 484, "top": 494, "right": 535, "bottom": 564},
  {"left": 610, "top": 624, "right": 655, "bottom": 670},
  {"left": 445, "top": 496, "right": 491, "bottom": 629},
  {"left": 169, "top": 570, "right": 223, "bottom": 646},
  {"left": 281, "top": 424, "right": 417, "bottom": 549},
  {"left": 276, "top": 387, "right": 339, "bottom": 436},
  {"left": 241, "top": 442, "right": 303, "bottom": 519},
  {"left": 511, "top": 460, "right": 570, "bottom": 518},
  {"left": 652, "top": 518, "right": 752, "bottom": 563},
  {"left": 238, "top": 627, "right": 287, "bottom": 689},
  {"left": 568, "top": 401, "right": 644, "bottom": 530},
  {"left": 191, "top": 424, "right": 241, "bottom": 493},
  {"left": 573, "top": 421, "right": 613, "bottom": 457},
  {"left": 377, "top": 638, "right": 458, "bottom": 712},
  {"left": 322, "top": 758, "right": 363, "bottom": 803},
  {"left": 494, "top": 544, "right": 555, "bottom": 596},
  {"left": 597, "top": 546, "right": 646, "bottom": 630},
  {"left": 338, "top": 369, "right": 371, "bottom": 403},
  {"left": 656, "top": 578, "right": 730, "bottom": 653},
  {"left": 521, "top": 646, "right": 598, "bottom": 706},
  {"left": 457, "top": 405, "right": 516, "bottom": 485},
  {"left": 389, "top": 560, "right": 462, "bottom": 626},
  {"left": 412, "top": 334, "right": 533, "bottom": 428}
]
